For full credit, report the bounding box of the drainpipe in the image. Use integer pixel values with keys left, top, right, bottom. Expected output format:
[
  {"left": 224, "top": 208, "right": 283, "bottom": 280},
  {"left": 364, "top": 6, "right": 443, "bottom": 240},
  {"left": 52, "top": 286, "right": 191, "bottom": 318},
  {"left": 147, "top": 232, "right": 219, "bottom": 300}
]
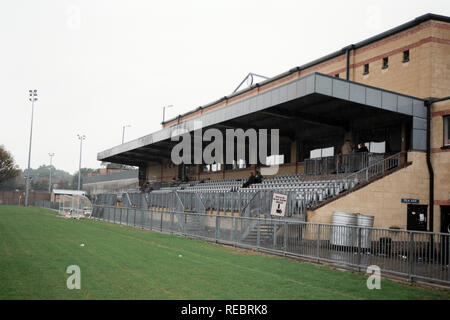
[
  {"left": 425, "top": 99, "right": 434, "bottom": 232},
  {"left": 346, "top": 45, "right": 354, "bottom": 81},
  {"left": 426, "top": 96, "right": 450, "bottom": 232}
]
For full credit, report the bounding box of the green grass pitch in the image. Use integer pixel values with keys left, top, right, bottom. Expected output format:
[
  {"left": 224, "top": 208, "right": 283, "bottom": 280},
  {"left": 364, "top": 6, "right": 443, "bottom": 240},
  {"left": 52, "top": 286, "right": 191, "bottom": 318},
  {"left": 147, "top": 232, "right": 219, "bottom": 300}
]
[{"left": 0, "top": 205, "right": 449, "bottom": 300}]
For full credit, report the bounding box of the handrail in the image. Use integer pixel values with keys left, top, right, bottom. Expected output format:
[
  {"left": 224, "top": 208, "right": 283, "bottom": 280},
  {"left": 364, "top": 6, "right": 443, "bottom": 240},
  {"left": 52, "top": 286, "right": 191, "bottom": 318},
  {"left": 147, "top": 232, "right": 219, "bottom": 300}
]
[
  {"left": 194, "top": 193, "right": 206, "bottom": 214},
  {"left": 240, "top": 191, "right": 261, "bottom": 217},
  {"left": 174, "top": 191, "right": 185, "bottom": 212},
  {"left": 344, "top": 152, "right": 402, "bottom": 185}
]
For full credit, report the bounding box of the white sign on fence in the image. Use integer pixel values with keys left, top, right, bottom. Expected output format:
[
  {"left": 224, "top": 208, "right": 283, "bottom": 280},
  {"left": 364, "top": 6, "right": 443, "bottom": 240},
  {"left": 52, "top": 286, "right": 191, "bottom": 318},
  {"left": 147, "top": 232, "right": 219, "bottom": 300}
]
[{"left": 270, "top": 193, "right": 288, "bottom": 217}]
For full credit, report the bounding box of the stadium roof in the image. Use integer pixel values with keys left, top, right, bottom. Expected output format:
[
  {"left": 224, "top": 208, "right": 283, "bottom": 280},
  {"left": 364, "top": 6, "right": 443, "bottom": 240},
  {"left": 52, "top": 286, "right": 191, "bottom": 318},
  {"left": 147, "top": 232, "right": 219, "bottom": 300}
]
[
  {"left": 98, "top": 73, "right": 426, "bottom": 166},
  {"left": 83, "top": 169, "right": 139, "bottom": 184}
]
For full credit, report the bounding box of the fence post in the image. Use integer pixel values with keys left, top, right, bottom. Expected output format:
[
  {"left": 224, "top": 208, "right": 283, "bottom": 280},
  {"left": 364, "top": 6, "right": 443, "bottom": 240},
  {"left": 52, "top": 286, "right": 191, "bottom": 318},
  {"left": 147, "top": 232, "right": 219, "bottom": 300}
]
[
  {"left": 357, "top": 227, "right": 362, "bottom": 272},
  {"left": 133, "top": 208, "right": 136, "bottom": 227},
  {"left": 256, "top": 218, "right": 261, "bottom": 249},
  {"left": 408, "top": 232, "right": 415, "bottom": 282},
  {"left": 230, "top": 216, "right": 235, "bottom": 244},
  {"left": 317, "top": 224, "right": 321, "bottom": 263},
  {"left": 273, "top": 222, "right": 278, "bottom": 248},
  {"left": 215, "top": 215, "right": 220, "bottom": 242},
  {"left": 283, "top": 221, "right": 288, "bottom": 255},
  {"left": 150, "top": 209, "right": 153, "bottom": 230},
  {"left": 160, "top": 210, "right": 163, "bottom": 232},
  {"left": 170, "top": 211, "right": 174, "bottom": 234},
  {"left": 113, "top": 207, "right": 116, "bottom": 224}
]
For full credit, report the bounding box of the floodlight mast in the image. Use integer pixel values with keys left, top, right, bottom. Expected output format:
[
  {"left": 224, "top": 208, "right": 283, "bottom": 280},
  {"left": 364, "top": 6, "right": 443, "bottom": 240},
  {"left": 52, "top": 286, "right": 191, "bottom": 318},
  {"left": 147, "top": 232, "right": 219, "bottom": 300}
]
[
  {"left": 162, "top": 105, "right": 173, "bottom": 124},
  {"left": 48, "top": 153, "right": 55, "bottom": 193},
  {"left": 77, "top": 134, "right": 86, "bottom": 191},
  {"left": 122, "top": 125, "right": 131, "bottom": 144},
  {"left": 25, "top": 89, "right": 38, "bottom": 206}
]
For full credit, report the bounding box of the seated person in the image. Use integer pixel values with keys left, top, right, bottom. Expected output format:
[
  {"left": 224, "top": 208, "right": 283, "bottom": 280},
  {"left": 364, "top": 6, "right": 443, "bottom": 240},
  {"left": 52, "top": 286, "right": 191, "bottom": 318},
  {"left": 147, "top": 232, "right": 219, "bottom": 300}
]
[
  {"left": 254, "top": 171, "right": 263, "bottom": 184},
  {"left": 242, "top": 172, "right": 256, "bottom": 188}
]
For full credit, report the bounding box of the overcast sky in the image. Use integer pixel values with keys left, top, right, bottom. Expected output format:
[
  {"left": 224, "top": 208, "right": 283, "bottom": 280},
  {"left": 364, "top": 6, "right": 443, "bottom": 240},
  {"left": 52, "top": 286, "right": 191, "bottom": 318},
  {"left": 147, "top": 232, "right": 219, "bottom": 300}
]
[{"left": 0, "top": 0, "right": 448, "bottom": 174}]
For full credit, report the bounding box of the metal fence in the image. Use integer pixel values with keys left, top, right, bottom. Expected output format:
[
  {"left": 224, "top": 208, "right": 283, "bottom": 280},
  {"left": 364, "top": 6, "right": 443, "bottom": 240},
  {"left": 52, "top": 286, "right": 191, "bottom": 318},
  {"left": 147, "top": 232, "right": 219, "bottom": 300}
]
[
  {"left": 305, "top": 152, "right": 385, "bottom": 175},
  {"left": 34, "top": 200, "right": 60, "bottom": 210},
  {"left": 345, "top": 152, "right": 401, "bottom": 185},
  {"left": 91, "top": 205, "right": 450, "bottom": 286}
]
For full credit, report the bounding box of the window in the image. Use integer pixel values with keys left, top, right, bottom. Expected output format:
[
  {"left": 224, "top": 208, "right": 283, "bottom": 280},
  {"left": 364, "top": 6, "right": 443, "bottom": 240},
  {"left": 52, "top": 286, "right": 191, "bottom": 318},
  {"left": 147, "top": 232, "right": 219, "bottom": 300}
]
[
  {"left": 310, "top": 147, "right": 334, "bottom": 159},
  {"left": 266, "top": 155, "right": 284, "bottom": 166},
  {"left": 364, "top": 141, "right": 386, "bottom": 153},
  {"left": 444, "top": 116, "right": 450, "bottom": 147},
  {"left": 363, "top": 64, "right": 369, "bottom": 75},
  {"left": 403, "top": 50, "right": 410, "bottom": 63},
  {"left": 382, "top": 57, "right": 389, "bottom": 69}
]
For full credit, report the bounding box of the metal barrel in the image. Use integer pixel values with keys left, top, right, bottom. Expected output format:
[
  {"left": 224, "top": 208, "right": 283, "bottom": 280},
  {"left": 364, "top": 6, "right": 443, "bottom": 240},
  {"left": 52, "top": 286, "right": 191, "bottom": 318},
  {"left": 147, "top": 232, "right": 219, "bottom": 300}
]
[
  {"left": 330, "top": 211, "right": 358, "bottom": 247},
  {"left": 357, "top": 213, "right": 374, "bottom": 249}
]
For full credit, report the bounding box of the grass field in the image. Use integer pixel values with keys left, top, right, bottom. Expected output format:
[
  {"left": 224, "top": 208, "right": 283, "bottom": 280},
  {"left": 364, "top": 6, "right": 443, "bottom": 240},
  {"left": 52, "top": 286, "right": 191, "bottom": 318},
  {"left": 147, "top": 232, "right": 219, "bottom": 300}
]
[{"left": 0, "top": 205, "right": 449, "bottom": 300}]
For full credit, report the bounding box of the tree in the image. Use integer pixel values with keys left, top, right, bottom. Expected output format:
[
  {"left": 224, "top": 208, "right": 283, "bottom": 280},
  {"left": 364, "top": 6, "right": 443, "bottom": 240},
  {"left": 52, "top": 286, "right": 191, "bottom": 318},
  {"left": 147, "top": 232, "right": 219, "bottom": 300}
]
[
  {"left": 0, "top": 145, "right": 20, "bottom": 184},
  {"left": 72, "top": 168, "right": 100, "bottom": 189}
]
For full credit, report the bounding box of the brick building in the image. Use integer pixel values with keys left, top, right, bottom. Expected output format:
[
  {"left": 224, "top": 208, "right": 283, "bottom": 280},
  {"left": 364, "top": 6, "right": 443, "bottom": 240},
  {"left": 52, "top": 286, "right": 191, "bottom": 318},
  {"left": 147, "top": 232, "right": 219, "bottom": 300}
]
[{"left": 97, "top": 13, "right": 450, "bottom": 232}]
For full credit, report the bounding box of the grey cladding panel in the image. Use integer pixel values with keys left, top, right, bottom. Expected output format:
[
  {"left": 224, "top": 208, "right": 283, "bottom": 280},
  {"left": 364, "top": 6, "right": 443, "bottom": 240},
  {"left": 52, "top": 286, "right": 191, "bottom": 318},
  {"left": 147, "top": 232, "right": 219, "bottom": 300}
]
[
  {"left": 349, "top": 84, "right": 366, "bottom": 105},
  {"left": 241, "top": 99, "right": 250, "bottom": 112},
  {"left": 306, "top": 75, "right": 315, "bottom": 95},
  {"left": 279, "top": 84, "right": 288, "bottom": 104},
  {"left": 332, "top": 79, "right": 349, "bottom": 100},
  {"left": 413, "top": 117, "right": 427, "bottom": 130},
  {"left": 366, "top": 88, "right": 382, "bottom": 108},
  {"left": 263, "top": 92, "right": 271, "bottom": 108},
  {"left": 397, "top": 96, "right": 413, "bottom": 115},
  {"left": 412, "top": 129, "right": 426, "bottom": 151},
  {"left": 382, "top": 92, "right": 398, "bottom": 112},
  {"left": 287, "top": 82, "right": 297, "bottom": 100},
  {"left": 249, "top": 96, "right": 257, "bottom": 110},
  {"left": 413, "top": 99, "right": 426, "bottom": 118},
  {"left": 297, "top": 78, "right": 307, "bottom": 97},
  {"left": 271, "top": 88, "right": 280, "bottom": 105},
  {"left": 315, "top": 75, "right": 333, "bottom": 96},
  {"left": 256, "top": 95, "right": 264, "bottom": 111}
]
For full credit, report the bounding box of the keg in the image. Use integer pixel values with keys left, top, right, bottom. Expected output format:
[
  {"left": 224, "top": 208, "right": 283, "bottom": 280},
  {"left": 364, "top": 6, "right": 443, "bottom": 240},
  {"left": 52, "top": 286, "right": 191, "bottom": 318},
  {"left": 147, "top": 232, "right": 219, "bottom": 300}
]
[
  {"left": 356, "top": 214, "right": 374, "bottom": 249},
  {"left": 330, "top": 211, "right": 358, "bottom": 247}
]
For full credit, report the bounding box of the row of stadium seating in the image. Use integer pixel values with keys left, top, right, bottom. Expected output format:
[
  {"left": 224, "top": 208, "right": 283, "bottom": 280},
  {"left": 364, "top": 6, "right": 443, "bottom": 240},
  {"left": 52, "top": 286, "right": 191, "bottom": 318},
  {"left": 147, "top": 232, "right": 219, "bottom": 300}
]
[{"left": 136, "top": 173, "right": 360, "bottom": 217}]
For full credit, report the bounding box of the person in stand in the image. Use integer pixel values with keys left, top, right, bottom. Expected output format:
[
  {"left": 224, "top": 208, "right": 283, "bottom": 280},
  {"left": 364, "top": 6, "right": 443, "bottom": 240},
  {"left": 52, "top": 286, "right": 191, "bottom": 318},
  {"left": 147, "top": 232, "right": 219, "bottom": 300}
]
[
  {"left": 357, "top": 143, "right": 369, "bottom": 153},
  {"left": 341, "top": 139, "right": 353, "bottom": 155},
  {"left": 242, "top": 172, "right": 256, "bottom": 188},
  {"left": 340, "top": 140, "right": 353, "bottom": 172},
  {"left": 254, "top": 171, "right": 263, "bottom": 184}
]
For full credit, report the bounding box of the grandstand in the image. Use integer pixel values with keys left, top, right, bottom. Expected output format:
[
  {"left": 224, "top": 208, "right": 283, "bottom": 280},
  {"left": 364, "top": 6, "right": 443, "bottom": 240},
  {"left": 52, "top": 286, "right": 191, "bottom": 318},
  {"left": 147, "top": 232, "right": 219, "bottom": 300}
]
[{"left": 95, "top": 13, "right": 450, "bottom": 234}]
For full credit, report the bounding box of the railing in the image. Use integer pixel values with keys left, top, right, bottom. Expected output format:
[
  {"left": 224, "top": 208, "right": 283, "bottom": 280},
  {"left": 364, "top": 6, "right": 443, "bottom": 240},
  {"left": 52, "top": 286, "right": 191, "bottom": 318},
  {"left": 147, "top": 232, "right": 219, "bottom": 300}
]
[
  {"left": 305, "top": 152, "right": 385, "bottom": 175},
  {"left": 344, "top": 152, "right": 401, "bottom": 186},
  {"left": 90, "top": 205, "right": 450, "bottom": 286},
  {"left": 34, "top": 200, "right": 60, "bottom": 210}
]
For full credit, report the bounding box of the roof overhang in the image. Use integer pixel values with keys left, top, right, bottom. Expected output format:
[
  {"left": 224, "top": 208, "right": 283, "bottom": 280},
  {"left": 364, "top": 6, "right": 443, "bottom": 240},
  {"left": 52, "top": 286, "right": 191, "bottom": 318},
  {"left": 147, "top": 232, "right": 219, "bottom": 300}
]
[{"left": 98, "top": 73, "right": 426, "bottom": 166}]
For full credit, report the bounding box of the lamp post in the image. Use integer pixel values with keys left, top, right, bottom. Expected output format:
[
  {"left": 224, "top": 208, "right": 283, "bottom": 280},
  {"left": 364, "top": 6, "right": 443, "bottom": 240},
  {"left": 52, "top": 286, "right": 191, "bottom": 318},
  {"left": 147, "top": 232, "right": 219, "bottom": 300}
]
[
  {"left": 77, "top": 134, "right": 86, "bottom": 191},
  {"left": 162, "top": 105, "right": 173, "bottom": 124},
  {"left": 25, "top": 89, "right": 38, "bottom": 206},
  {"left": 48, "top": 153, "right": 55, "bottom": 193},
  {"left": 122, "top": 125, "right": 131, "bottom": 144}
]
